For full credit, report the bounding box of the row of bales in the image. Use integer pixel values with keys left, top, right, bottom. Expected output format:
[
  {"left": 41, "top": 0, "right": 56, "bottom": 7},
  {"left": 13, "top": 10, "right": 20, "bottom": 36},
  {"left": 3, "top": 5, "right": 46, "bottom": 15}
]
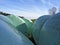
[{"left": 0, "top": 6, "right": 60, "bottom": 45}]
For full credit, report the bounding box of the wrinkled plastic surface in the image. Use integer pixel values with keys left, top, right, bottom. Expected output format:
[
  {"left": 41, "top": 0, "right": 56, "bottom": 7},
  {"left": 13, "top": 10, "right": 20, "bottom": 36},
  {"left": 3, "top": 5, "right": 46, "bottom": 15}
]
[
  {"left": 22, "top": 18, "right": 33, "bottom": 37},
  {"left": 7, "top": 15, "right": 29, "bottom": 36},
  {"left": 0, "top": 19, "right": 34, "bottom": 45},
  {"left": 40, "top": 13, "right": 60, "bottom": 45},
  {"left": 16, "top": 23, "right": 29, "bottom": 36},
  {"left": 7, "top": 15, "right": 25, "bottom": 27},
  {"left": 33, "top": 15, "right": 51, "bottom": 45},
  {"left": 0, "top": 15, "right": 13, "bottom": 25}
]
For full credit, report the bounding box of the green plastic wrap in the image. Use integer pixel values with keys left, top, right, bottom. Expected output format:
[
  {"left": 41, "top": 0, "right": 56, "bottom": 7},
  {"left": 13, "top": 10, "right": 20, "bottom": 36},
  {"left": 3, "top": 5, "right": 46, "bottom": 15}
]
[
  {"left": 7, "top": 15, "right": 25, "bottom": 27},
  {"left": 21, "top": 18, "right": 33, "bottom": 37},
  {"left": 7, "top": 15, "right": 29, "bottom": 37}
]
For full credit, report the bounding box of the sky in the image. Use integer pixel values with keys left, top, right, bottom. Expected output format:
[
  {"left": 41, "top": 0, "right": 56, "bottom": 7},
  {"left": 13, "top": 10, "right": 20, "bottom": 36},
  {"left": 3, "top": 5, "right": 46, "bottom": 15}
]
[{"left": 0, "top": 0, "right": 60, "bottom": 19}]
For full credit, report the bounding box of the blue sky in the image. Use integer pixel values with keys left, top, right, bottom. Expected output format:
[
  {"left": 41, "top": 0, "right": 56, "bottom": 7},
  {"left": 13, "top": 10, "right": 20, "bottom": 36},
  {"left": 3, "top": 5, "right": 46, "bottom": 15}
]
[{"left": 0, "top": 0, "right": 60, "bottom": 19}]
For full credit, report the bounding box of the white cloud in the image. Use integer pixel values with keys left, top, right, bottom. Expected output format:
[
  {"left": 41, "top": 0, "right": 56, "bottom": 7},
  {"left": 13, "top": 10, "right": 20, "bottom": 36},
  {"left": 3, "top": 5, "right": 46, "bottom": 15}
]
[
  {"left": 40, "top": 0, "right": 56, "bottom": 7},
  {"left": 32, "top": 6, "right": 48, "bottom": 15},
  {"left": 0, "top": 0, "right": 48, "bottom": 19},
  {"left": 18, "top": 0, "right": 34, "bottom": 3},
  {"left": 9, "top": 9, "right": 41, "bottom": 19},
  {"left": 47, "top": 0, "right": 56, "bottom": 7},
  {"left": 0, "top": 8, "right": 48, "bottom": 19},
  {"left": 41, "top": 0, "right": 46, "bottom": 4}
]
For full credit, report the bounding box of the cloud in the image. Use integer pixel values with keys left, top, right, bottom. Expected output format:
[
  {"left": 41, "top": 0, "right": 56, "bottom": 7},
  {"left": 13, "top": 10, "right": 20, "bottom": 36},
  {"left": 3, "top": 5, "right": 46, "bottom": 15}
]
[
  {"left": 0, "top": 0, "right": 49, "bottom": 19},
  {"left": 47, "top": 0, "right": 56, "bottom": 7},
  {"left": 9, "top": 9, "right": 41, "bottom": 19},
  {"left": 41, "top": 0, "right": 46, "bottom": 4},
  {"left": 18, "top": 0, "right": 35, "bottom": 4},
  {"left": 40, "top": 0, "right": 56, "bottom": 7},
  {"left": 0, "top": 7, "right": 48, "bottom": 19},
  {"left": 32, "top": 6, "right": 48, "bottom": 15}
]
